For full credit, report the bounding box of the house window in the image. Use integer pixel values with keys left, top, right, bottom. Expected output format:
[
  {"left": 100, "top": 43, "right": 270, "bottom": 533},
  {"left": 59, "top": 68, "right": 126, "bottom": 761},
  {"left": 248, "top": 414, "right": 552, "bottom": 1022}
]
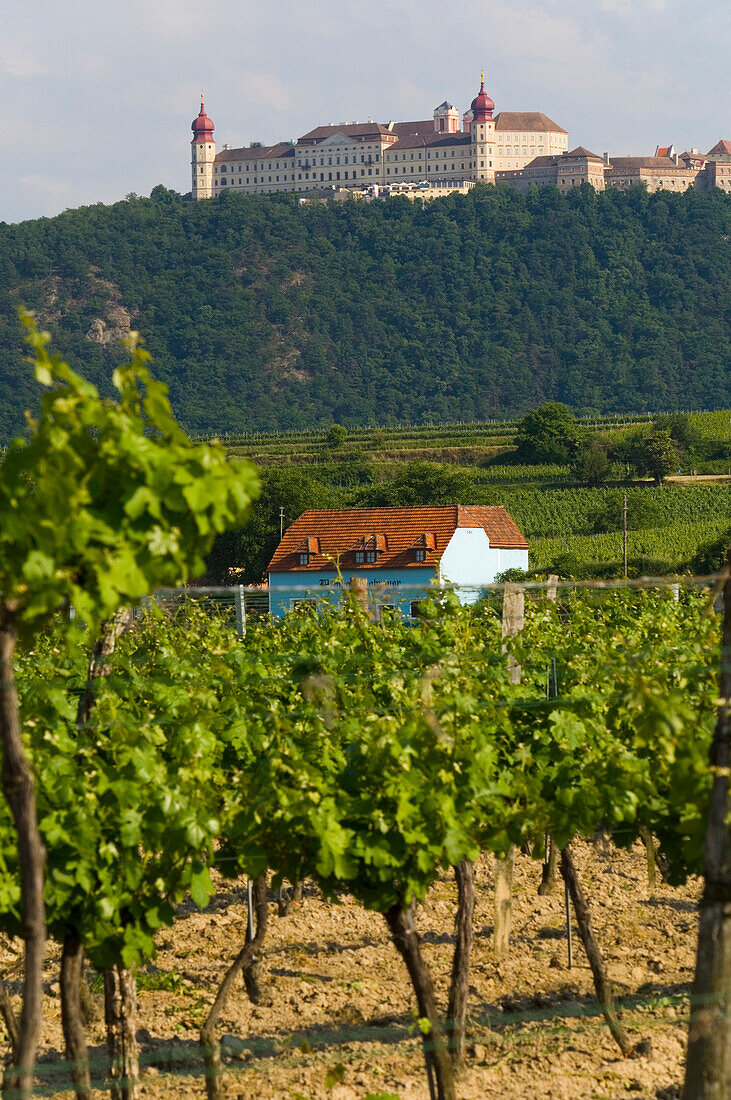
[
  {"left": 297, "top": 553, "right": 309, "bottom": 566},
  {"left": 365, "top": 550, "right": 377, "bottom": 563},
  {"left": 354, "top": 551, "right": 365, "bottom": 564},
  {"left": 414, "top": 548, "right": 427, "bottom": 562}
]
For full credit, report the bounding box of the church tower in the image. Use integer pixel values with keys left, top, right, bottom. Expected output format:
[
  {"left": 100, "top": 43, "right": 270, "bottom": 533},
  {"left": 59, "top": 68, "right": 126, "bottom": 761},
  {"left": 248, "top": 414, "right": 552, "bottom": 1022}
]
[
  {"left": 191, "top": 95, "right": 215, "bottom": 200},
  {"left": 469, "top": 75, "right": 496, "bottom": 183}
]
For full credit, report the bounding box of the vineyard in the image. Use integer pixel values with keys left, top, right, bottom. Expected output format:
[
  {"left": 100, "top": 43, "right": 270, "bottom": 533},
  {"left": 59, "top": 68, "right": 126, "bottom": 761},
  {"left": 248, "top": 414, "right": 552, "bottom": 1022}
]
[
  {"left": 0, "top": 578, "right": 725, "bottom": 1099},
  {"left": 220, "top": 411, "right": 731, "bottom": 465},
  {"left": 0, "top": 326, "right": 727, "bottom": 1100},
  {"left": 211, "top": 409, "right": 731, "bottom": 584}
]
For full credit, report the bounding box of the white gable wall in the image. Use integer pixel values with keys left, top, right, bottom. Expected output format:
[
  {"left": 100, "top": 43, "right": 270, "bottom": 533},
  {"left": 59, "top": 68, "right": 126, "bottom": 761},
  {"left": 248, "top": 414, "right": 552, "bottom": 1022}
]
[{"left": 440, "top": 527, "right": 528, "bottom": 602}]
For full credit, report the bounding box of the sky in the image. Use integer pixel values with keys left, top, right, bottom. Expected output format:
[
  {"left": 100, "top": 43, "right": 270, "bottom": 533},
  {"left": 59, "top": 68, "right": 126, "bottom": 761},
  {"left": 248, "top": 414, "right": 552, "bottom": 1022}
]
[{"left": 2, "top": 0, "right": 729, "bottom": 224}]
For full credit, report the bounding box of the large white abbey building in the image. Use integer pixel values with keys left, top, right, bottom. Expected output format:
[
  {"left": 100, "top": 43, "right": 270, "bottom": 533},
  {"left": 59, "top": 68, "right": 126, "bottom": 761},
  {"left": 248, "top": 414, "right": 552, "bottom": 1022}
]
[{"left": 190, "top": 76, "right": 569, "bottom": 199}]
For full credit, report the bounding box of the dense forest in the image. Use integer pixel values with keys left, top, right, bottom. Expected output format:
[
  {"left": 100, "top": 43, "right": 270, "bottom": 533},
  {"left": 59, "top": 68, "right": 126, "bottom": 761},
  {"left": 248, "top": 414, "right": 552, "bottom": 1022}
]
[{"left": 0, "top": 183, "right": 729, "bottom": 437}]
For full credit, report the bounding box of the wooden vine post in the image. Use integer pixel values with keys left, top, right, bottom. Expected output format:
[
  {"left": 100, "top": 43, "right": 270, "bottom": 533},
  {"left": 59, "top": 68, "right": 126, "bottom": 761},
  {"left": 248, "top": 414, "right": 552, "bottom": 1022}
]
[
  {"left": 494, "top": 583, "right": 524, "bottom": 963},
  {"left": 349, "top": 575, "right": 368, "bottom": 612},
  {"left": 447, "top": 858, "right": 475, "bottom": 1068},
  {"left": 104, "top": 967, "right": 139, "bottom": 1100},
  {"left": 539, "top": 577, "right": 560, "bottom": 897},
  {"left": 682, "top": 555, "right": 731, "bottom": 1100}
]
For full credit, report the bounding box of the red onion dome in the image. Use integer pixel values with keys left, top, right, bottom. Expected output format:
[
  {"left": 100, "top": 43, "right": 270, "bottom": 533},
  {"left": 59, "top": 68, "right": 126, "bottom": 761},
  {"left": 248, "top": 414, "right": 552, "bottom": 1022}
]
[
  {"left": 470, "top": 75, "right": 494, "bottom": 123},
  {"left": 192, "top": 98, "right": 214, "bottom": 142}
]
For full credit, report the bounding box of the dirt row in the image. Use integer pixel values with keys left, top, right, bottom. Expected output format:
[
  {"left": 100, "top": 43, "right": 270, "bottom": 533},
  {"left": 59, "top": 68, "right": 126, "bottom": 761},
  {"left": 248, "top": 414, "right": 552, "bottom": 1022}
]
[{"left": 4, "top": 838, "right": 698, "bottom": 1099}]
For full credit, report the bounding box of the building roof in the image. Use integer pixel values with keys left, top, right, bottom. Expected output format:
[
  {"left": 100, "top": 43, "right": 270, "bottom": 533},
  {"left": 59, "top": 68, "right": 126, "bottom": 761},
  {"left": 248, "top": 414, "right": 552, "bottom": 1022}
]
[
  {"left": 216, "top": 143, "right": 296, "bottom": 163},
  {"left": 387, "top": 132, "right": 471, "bottom": 152},
  {"left": 494, "top": 111, "right": 567, "bottom": 134},
  {"left": 565, "top": 146, "right": 603, "bottom": 160},
  {"left": 192, "top": 98, "right": 214, "bottom": 141},
  {"left": 267, "top": 505, "right": 528, "bottom": 573},
  {"left": 521, "top": 156, "right": 560, "bottom": 169},
  {"left": 434, "top": 101, "right": 457, "bottom": 111},
  {"left": 389, "top": 119, "right": 436, "bottom": 137},
  {"left": 606, "top": 156, "right": 691, "bottom": 171},
  {"left": 298, "top": 122, "right": 393, "bottom": 143},
  {"left": 521, "top": 148, "right": 602, "bottom": 169},
  {"left": 707, "top": 139, "right": 731, "bottom": 156}
]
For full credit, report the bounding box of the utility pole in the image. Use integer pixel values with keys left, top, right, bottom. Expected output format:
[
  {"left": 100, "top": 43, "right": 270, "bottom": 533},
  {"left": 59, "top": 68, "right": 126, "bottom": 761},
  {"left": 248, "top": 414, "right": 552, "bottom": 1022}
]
[
  {"left": 279, "top": 506, "right": 285, "bottom": 541},
  {"left": 622, "top": 494, "right": 628, "bottom": 579}
]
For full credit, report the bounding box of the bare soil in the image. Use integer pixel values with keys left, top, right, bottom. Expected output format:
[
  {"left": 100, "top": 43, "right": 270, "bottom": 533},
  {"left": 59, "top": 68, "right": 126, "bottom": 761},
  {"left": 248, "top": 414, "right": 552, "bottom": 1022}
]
[{"left": 5, "top": 839, "right": 697, "bottom": 1099}]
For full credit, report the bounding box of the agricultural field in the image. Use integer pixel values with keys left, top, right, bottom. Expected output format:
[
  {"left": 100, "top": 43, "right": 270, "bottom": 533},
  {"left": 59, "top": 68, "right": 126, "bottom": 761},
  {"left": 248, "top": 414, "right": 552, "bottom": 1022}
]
[
  {"left": 21, "top": 841, "right": 698, "bottom": 1100},
  {"left": 215, "top": 410, "right": 731, "bottom": 584},
  {"left": 1, "top": 582, "right": 722, "bottom": 1099},
  {"left": 217, "top": 410, "right": 731, "bottom": 465},
  {"left": 0, "top": 332, "right": 727, "bottom": 1100}
]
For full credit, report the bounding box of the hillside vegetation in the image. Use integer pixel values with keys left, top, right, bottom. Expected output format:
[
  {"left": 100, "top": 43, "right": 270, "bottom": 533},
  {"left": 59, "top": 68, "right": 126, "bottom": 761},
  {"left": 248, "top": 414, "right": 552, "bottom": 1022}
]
[{"left": 0, "top": 184, "right": 730, "bottom": 437}]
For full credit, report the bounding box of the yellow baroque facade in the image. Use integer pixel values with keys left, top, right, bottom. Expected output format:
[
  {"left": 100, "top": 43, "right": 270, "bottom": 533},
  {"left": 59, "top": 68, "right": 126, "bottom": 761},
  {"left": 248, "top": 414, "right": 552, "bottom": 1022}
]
[
  {"left": 190, "top": 78, "right": 568, "bottom": 199},
  {"left": 189, "top": 83, "right": 731, "bottom": 200}
]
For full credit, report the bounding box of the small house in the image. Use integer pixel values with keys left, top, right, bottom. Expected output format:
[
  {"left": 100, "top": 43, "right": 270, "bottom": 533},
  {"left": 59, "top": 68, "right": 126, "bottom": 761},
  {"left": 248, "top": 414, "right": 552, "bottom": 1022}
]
[{"left": 266, "top": 505, "right": 528, "bottom": 617}]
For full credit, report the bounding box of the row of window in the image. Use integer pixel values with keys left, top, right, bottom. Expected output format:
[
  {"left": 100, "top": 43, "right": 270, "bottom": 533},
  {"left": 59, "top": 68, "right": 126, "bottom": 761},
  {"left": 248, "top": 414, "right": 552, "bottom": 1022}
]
[
  {"left": 214, "top": 154, "right": 378, "bottom": 175},
  {"left": 296, "top": 548, "right": 427, "bottom": 566},
  {"left": 214, "top": 167, "right": 377, "bottom": 188},
  {"left": 288, "top": 597, "right": 426, "bottom": 618},
  {"left": 296, "top": 154, "right": 378, "bottom": 167}
]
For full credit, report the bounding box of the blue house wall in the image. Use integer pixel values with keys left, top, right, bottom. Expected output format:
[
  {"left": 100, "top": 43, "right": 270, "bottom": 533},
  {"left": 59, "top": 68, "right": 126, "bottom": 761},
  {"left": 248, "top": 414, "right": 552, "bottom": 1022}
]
[{"left": 268, "top": 567, "right": 437, "bottom": 619}]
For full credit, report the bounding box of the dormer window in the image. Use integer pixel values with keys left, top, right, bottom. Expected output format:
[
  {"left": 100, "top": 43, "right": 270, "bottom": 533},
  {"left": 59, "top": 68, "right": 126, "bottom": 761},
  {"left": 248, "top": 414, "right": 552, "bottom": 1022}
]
[
  {"left": 351, "top": 534, "right": 386, "bottom": 564},
  {"left": 410, "top": 533, "right": 436, "bottom": 563},
  {"left": 294, "top": 536, "right": 319, "bottom": 567}
]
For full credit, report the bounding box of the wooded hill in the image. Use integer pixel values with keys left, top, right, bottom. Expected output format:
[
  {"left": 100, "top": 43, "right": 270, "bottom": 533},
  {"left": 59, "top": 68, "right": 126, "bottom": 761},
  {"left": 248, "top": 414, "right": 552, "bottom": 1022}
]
[{"left": 0, "top": 184, "right": 729, "bottom": 438}]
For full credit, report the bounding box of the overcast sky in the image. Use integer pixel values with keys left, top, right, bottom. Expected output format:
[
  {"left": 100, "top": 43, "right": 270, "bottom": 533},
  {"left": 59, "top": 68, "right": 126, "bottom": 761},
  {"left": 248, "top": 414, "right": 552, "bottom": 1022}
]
[{"left": 2, "top": 0, "right": 729, "bottom": 224}]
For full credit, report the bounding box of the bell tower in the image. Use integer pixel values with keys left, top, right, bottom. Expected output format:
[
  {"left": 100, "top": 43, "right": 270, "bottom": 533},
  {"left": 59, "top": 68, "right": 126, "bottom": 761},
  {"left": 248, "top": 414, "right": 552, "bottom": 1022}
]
[
  {"left": 191, "top": 93, "right": 215, "bottom": 200},
  {"left": 469, "top": 74, "right": 496, "bottom": 183}
]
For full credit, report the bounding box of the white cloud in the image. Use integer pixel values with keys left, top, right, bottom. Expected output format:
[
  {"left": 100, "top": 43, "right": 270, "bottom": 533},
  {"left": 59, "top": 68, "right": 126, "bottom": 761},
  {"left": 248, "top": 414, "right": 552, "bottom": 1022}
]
[{"left": 0, "top": 37, "right": 53, "bottom": 79}]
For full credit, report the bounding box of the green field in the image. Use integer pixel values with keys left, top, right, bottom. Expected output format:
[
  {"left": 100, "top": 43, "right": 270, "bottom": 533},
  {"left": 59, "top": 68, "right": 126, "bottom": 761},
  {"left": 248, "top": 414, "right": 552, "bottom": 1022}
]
[
  {"left": 530, "top": 520, "right": 729, "bottom": 575},
  {"left": 217, "top": 410, "right": 731, "bottom": 582}
]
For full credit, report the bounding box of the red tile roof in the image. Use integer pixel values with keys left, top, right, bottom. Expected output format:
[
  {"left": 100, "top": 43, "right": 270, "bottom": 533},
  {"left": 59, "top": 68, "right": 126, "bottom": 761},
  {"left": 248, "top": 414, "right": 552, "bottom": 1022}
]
[
  {"left": 707, "top": 139, "right": 731, "bottom": 156},
  {"left": 267, "top": 505, "right": 528, "bottom": 573}
]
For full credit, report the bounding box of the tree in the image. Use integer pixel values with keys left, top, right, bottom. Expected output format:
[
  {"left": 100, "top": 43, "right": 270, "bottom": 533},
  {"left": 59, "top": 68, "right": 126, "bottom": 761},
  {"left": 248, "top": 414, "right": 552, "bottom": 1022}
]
[
  {"left": 324, "top": 424, "right": 347, "bottom": 448},
  {"left": 569, "top": 441, "right": 611, "bottom": 485},
  {"left": 691, "top": 527, "right": 731, "bottom": 574},
  {"left": 365, "top": 460, "right": 474, "bottom": 506},
  {"left": 628, "top": 429, "right": 678, "bottom": 485},
  {"left": 0, "top": 315, "right": 258, "bottom": 1097},
  {"left": 205, "top": 466, "right": 333, "bottom": 584},
  {"left": 653, "top": 412, "right": 699, "bottom": 453},
  {"left": 514, "top": 402, "right": 583, "bottom": 464}
]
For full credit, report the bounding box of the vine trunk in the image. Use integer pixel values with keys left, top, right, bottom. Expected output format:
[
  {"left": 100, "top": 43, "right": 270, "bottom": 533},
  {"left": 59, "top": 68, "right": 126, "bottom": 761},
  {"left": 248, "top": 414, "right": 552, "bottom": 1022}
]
[{"left": 0, "top": 613, "right": 45, "bottom": 1100}]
